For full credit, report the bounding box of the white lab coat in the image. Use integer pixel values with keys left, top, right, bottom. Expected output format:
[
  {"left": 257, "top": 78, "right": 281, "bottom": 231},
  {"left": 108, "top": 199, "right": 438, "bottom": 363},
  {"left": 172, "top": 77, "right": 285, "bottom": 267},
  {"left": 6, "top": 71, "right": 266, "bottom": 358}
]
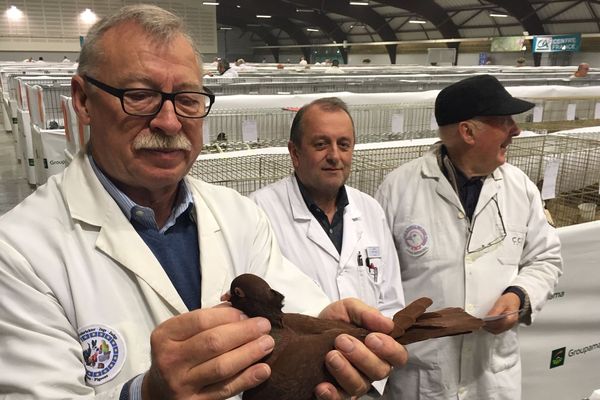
[
  {"left": 0, "top": 152, "right": 330, "bottom": 399},
  {"left": 249, "top": 175, "right": 405, "bottom": 318},
  {"left": 375, "top": 145, "right": 562, "bottom": 400},
  {"left": 220, "top": 68, "right": 238, "bottom": 78}
]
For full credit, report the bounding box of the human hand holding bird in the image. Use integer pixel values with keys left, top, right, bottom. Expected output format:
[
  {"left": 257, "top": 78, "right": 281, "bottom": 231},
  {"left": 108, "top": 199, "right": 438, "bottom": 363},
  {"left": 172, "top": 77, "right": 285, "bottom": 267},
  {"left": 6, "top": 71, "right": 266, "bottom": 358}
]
[{"left": 226, "top": 273, "right": 484, "bottom": 400}]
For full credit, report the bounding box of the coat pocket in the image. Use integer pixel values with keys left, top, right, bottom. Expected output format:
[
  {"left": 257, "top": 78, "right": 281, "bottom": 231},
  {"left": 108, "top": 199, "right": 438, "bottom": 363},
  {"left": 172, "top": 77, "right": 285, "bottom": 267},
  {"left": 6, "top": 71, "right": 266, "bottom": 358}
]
[
  {"left": 497, "top": 225, "right": 528, "bottom": 266},
  {"left": 490, "top": 329, "right": 520, "bottom": 373}
]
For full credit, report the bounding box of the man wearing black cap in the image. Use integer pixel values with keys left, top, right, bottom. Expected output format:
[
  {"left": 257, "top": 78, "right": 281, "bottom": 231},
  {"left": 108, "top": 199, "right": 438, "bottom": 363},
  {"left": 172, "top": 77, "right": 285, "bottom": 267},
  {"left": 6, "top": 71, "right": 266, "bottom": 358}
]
[{"left": 375, "top": 75, "right": 562, "bottom": 400}]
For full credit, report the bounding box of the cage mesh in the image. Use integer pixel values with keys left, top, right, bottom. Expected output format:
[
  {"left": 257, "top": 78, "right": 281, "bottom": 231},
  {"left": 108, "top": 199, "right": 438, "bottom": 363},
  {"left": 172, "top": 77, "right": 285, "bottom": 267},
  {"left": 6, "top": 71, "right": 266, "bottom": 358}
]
[{"left": 190, "top": 132, "right": 600, "bottom": 227}]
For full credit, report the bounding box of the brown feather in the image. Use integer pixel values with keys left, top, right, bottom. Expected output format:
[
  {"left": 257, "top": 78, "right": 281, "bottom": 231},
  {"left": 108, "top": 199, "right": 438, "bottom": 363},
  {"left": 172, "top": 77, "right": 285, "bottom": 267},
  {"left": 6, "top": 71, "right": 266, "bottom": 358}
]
[{"left": 229, "top": 274, "right": 484, "bottom": 400}]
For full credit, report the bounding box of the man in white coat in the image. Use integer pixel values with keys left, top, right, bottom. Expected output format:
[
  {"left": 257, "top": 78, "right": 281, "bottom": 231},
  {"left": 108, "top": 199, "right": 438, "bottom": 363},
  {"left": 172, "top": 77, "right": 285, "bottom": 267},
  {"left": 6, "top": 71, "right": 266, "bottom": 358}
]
[
  {"left": 375, "top": 74, "right": 562, "bottom": 400},
  {"left": 250, "top": 97, "right": 405, "bottom": 396},
  {"left": 0, "top": 5, "right": 407, "bottom": 400}
]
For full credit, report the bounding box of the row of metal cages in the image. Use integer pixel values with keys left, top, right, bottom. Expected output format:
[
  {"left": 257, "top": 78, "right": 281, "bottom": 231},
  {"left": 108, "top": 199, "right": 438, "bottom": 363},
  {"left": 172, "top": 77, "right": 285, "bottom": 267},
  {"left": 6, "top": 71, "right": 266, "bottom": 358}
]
[
  {"left": 201, "top": 95, "right": 600, "bottom": 149},
  {"left": 190, "top": 132, "right": 600, "bottom": 228},
  {"left": 0, "top": 70, "right": 86, "bottom": 186},
  {"left": 204, "top": 75, "right": 599, "bottom": 96}
]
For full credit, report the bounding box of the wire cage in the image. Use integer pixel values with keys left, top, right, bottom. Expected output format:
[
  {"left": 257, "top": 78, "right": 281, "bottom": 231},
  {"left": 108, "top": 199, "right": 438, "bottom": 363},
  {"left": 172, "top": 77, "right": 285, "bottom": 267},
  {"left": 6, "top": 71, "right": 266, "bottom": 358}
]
[
  {"left": 190, "top": 140, "right": 436, "bottom": 197},
  {"left": 506, "top": 133, "right": 600, "bottom": 227},
  {"left": 204, "top": 102, "right": 439, "bottom": 145},
  {"left": 189, "top": 151, "right": 293, "bottom": 196},
  {"left": 191, "top": 132, "right": 600, "bottom": 228}
]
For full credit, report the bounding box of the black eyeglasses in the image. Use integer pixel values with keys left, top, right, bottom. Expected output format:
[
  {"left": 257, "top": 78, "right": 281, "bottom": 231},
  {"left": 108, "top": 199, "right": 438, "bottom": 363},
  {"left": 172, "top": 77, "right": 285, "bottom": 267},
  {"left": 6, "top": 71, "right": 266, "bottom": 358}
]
[
  {"left": 83, "top": 75, "right": 215, "bottom": 119},
  {"left": 466, "top": 196, "right": 507, "bottom": 254}
]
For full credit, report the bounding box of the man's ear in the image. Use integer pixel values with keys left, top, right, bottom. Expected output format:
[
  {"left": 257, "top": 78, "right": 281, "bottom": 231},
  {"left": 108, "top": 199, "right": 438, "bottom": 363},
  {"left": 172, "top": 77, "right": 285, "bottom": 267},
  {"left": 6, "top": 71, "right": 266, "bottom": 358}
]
[
  {"left": 71, "top": 75, "right": 91, "bottom": 125},
  {"left": 288, "top": 140, "right": 300, "bottom": 169},
  {"left": 457, "top": 120, "right": 477, "bottom": 145}
]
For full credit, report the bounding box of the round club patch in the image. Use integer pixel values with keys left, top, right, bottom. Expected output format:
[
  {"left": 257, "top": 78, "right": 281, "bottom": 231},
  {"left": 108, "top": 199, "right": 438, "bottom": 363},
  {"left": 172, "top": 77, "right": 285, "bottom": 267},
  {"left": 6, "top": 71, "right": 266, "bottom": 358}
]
[
  {"left": 78, "top": 324, "right": 126, "bottom": 386},
  {"left": 403, "top": 224, "right": 430, "bottom": 256}
]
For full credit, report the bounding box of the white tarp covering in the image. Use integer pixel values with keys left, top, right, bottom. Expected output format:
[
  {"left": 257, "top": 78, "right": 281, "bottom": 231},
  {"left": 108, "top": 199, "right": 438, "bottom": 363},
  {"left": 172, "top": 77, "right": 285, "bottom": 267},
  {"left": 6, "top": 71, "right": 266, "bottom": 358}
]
[{"left": 521, "top": 220, "right": 600, "bottom": 399}]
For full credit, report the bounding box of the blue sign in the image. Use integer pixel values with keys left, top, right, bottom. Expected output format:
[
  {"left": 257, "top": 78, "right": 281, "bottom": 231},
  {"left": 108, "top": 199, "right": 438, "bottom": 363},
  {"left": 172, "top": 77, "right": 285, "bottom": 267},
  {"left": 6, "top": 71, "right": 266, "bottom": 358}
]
[{"left": 533, "top": 34, "right": 581, "bottom": 53}]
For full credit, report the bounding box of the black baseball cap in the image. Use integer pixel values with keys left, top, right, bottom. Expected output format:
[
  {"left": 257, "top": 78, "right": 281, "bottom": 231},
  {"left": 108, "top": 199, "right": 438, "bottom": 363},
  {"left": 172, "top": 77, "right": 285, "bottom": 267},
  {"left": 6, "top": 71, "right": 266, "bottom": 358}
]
[{"left": 435, "top": 74, "right": 535, "bottom": 126}]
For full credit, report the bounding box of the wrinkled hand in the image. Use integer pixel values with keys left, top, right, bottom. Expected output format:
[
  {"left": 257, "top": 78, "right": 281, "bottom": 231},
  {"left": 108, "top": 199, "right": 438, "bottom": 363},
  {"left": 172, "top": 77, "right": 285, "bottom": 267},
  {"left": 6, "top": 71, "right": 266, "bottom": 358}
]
[
  {"left": 142, "top": 306, "right": 275, "bottom": 400},
  {"left": 315, "top": 298, "right": 408, "bottom": 400},
  {"left": 484, "top": 292, "right": 521, "bottom": 334}
]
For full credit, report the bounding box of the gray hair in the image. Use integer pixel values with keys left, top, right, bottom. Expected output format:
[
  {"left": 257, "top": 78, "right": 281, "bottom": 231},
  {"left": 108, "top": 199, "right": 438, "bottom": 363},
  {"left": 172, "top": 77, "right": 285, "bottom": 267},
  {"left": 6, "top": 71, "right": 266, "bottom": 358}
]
[
  {"left": 77, "top": 4, "right": 200, "bottom": 76},
  {"left": 290, "top": 97, "right": 355, "bottom": 146}
]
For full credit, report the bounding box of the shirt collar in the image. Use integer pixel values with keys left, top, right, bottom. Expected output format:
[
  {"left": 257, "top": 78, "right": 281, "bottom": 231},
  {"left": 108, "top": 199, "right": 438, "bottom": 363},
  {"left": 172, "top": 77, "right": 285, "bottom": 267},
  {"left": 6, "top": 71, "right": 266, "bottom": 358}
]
[
  {"left": 88, "top": 153, "right": 194, "bottom": 233},
  {"left": 437, "top": 144, "right": 485, "bottom": 193},
  {"left": 295, "top": 174, "right": 349, "bottom": 213}
]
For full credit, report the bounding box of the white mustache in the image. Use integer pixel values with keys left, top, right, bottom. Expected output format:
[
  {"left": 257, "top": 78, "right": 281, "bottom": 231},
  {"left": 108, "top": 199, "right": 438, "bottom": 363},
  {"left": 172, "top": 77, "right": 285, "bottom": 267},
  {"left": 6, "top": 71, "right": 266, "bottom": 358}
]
[{"left": 133, "top": 132, "right": 192, "bottom": 151}]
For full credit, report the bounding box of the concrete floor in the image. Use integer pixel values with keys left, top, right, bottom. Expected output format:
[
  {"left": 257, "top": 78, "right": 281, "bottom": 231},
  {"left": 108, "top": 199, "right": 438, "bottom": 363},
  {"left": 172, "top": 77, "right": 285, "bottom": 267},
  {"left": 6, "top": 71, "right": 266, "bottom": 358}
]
[{"left": 0, "top": 128, "right": 34, "bottom": 216}]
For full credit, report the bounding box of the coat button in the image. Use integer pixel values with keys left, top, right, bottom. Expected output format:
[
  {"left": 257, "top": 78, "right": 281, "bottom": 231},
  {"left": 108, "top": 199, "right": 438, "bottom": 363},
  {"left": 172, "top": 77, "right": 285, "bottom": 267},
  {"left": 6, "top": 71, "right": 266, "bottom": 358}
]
[{"left": 458, "top": 211, "right": 465, "bottom": 219}]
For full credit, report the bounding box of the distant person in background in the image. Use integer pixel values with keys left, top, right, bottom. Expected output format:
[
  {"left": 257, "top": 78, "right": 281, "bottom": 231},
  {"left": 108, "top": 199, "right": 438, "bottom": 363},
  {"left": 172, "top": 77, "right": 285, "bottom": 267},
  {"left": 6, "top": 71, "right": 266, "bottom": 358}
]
[
  {"left": 234, "top": 58, "right": 255, "bottom": 72},
  {"left": 217, "top": 58, "right": 238, "bottom": 78},
  {"left": 37, "top": 56, "right": 45, "bottom": 63},
  {"left": 62, "top": 56, "right": 71, "bottom": 63},
  {"left": 573, "top": 62, "right": 590, "bottom": 78},
  {"left": 299, "top": 56, "right": 308, "bottom": 65},
  {"left": 22, "top": 57, "right": 34, "bottom": 62},
  {"left": 324, "top": 59, "right": 344, "bottom": 74},
  {"left": 516, "top": 57, "right": 526, "bottom": 67}
]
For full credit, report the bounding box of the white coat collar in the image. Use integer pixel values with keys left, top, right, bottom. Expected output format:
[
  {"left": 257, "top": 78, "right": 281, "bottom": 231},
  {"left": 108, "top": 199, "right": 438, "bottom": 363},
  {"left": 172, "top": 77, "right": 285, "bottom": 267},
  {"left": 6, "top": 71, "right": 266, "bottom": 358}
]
[
  {"left": 420, "top": 144, "right": 503, "bottom": 214},
  {"left": 184, "top": 178, "right": 230, "bottom": 308},
  {"left": 285, "top": 175, "right": 362, "bottom": 264},
  {"left": 62, "top": 152, "right": 189, "bottom": 314}
]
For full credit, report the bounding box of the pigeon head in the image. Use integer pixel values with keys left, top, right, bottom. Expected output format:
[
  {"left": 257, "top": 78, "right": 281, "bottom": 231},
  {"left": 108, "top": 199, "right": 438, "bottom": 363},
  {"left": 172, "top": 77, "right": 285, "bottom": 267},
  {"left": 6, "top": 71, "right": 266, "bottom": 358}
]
[{"left": 229, "top": 274, "right": 285, "bottom": 327}]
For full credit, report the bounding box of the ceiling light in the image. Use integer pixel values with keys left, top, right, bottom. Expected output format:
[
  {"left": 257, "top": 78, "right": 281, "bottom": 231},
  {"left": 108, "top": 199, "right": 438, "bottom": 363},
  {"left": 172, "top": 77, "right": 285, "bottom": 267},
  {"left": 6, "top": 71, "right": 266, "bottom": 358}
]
[
  {"left": 349, "top": 1, "right": 369, "bottom": 5},
  {"left": 79, "top": 8, "right": 97, "bottom": 24},
  {"left": 6, "top": 5, "right": 23, "bottom": 20},
  {"left": 409, "top": 19, "right": 427, "bottom": 24},
  {"left": 256, "top": 14, "right": 271, "bottom": 18},
  {"left": 489, "top": 13, "right": 508, "bottom": 18},
  {"left": 296, "top": 8, "right": 313, "bottom": 13},
  {"left": 306, "top": 28, "right": 319, "bottom": 32},
  {"left": 219, "top": 26, "right": 232, "bottom": 30},
  {"left": 202, "top": 2, "right": 220, "bottom": 5},
  {"left": 236, "top": 4, "right": 241, "bottom": 8}
]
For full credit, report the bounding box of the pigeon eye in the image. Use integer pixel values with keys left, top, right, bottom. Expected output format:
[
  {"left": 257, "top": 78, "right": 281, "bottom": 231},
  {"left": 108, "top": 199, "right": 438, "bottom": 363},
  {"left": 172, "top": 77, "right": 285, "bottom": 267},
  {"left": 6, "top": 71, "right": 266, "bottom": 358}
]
[{"left": 234, "top": 287, "right": 245, "bottom": 297}]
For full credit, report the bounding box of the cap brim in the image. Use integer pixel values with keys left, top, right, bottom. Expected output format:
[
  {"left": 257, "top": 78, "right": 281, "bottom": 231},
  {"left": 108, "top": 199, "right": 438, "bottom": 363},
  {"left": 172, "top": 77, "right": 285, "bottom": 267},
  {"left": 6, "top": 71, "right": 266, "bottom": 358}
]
[{"left": 483, "top": 97, "right": 535, "bottom": 117}]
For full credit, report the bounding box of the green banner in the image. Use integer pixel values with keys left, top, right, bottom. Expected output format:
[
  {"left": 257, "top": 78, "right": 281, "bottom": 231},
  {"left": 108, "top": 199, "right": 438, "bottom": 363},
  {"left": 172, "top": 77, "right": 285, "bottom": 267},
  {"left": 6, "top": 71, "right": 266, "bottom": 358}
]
[{"left": 532, "top": 34, "right": 581, "bottom": 53}]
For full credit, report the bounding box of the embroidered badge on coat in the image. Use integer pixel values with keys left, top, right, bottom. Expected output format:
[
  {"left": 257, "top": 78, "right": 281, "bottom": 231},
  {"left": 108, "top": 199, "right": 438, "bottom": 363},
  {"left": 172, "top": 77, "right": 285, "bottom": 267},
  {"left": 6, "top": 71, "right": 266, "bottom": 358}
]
[
  {"left": 403, "top": 224, "right": 430, "bottom": 256},
  {"left": 78, "top": 324, "right": 126, "bottom": 386}
]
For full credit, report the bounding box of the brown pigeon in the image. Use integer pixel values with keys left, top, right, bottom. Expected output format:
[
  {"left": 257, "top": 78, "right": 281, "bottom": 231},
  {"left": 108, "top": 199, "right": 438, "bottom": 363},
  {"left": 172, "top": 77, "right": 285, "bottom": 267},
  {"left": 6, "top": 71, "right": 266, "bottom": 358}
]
[{"left": 229, "top": 273, "right": 484, "bottom": 400}]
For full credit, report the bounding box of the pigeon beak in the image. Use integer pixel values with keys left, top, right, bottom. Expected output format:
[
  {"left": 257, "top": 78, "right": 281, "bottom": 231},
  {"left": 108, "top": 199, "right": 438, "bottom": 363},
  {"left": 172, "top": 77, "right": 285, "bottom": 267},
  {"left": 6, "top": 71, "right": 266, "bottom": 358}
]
[{"left": 220, "top": 291, "right": 232, "bottom": 302}]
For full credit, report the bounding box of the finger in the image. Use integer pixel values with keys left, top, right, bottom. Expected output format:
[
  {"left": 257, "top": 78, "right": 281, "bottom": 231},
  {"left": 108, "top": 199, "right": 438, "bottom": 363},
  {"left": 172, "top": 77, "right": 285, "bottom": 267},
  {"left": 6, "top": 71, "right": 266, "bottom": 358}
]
[
  {"left": 156, "top": 307, "right": 246, "bottom": 341},
  {"left": 324, "top": 344, "right": 370, "bottom": 396},
  {"left": 188, "top": 334, "right": 275, "bottom": 388},
  {"left": 334, "top": 334, "right": 391, "bottom": 381},
  {"left": 364, "top": 332, "right": 408, "bottom": 369},
  {"left": 315, "top": 382, "right": 349, "bottom": 400},
  {"left": 199, "top": 363, "right": 271, "bottom": 400},
  {"left": 319, "top": 298, "right": 394, "bottom": 333},
  {"left": 358, "top": 309, "right": 394, "bottom": 334},
  {"left": 484, "top": 313, "right": 518, "bottom": 334},
  {"left": 183, "top": 317, "right": 271, "bottom": 365}
]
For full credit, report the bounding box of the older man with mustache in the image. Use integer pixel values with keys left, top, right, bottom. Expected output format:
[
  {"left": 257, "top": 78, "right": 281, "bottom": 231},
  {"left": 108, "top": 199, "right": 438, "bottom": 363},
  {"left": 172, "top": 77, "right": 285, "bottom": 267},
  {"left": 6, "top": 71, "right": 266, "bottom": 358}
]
[{"left": 0, "top": 5, "right": 407, "bottom": 400}]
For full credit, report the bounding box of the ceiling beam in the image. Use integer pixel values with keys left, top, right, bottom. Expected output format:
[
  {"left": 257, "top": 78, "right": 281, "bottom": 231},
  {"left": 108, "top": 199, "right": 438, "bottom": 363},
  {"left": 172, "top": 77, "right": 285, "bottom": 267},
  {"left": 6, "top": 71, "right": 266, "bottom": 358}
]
[
  {"left": 289, "top": 0, "right": 399, "bottom": 63},
  {"left": 375, "top": 0, "right": 461, "bottom": 39},
  {"left": 218, "top": 0, "right": 349, "bottom": 62}
]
